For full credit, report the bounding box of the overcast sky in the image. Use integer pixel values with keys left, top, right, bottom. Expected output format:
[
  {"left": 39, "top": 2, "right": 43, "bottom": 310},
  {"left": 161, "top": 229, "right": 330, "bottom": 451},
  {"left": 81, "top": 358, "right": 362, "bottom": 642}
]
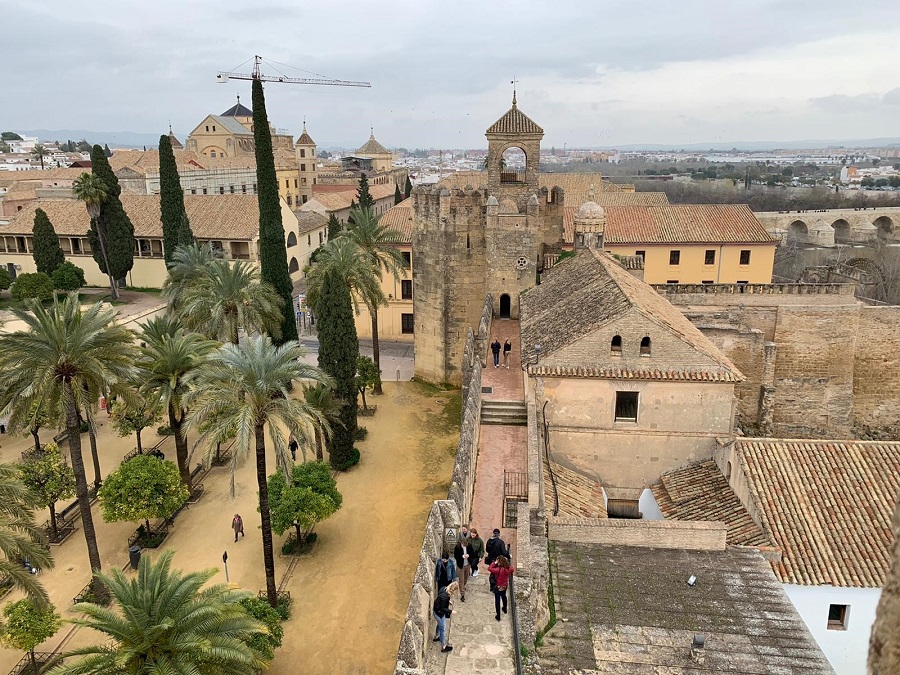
[{"left": 5, "top": 0, "right": 900, "bottom": 149}]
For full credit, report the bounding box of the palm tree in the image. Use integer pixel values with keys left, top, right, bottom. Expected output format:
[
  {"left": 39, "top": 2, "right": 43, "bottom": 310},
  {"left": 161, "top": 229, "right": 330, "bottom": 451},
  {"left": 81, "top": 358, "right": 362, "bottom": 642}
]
[
  {"left": 177, "top": 259, "right": 283, "bottom": 344},
  {"left": 32, "top": 144, "right": 49, "bottom": 170},
  {"left": 343, "top": 205, "right": 405, "bottom": 394},
  {"left": 186, "top": 336, "right": 331, "bottom": 607},
  {"left": 72, "top": 172, "right": 118, "bottom": 300},
  {"left": 0, "top": 294, "right": 136, "bottom": 598},
  {"left": 138, "top": 320, "right": 216, "bottom": 492},
  {"left": 303, "top": 383, "right": 343, "bottom": 462},
  {"left": 50, "top": 550, "right": 268, "bottom": 675},
  {"left": 304, "top": 236, "right": 383, "bottom": 317},
  {"left": 0, "top": 464, "right": 54, "bottom": 604},
  {"left": 161, "top": 242, "right": 223, "bottom": 313}
]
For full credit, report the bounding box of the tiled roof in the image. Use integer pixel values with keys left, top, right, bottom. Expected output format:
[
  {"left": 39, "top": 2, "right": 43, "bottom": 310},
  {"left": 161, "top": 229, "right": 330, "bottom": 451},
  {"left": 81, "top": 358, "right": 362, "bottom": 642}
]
[
  {"left": 294, "top": 211, "right": 327, "bottom": 235},
  {"left": 221, "top": 100, "right": 253, "bottom": 117},
  {"left": 379, "top": 198, "right": 413, "bottom": 244},
  {"left": 0, "top": 168, "right": 85, "bottom": 184},
  {"left": 527, "top": 364, "right": 741, "bottom": 382},
  {"left": 520, "top": 249, "right": 743, "bottom": 381},
  {"left": 485, "top": 101, "right": 543, "bottom": 135},
  {"left": 1, "top": 195, "right": 264, "bottom": 240},
  {"left": 208, "top": 115, "right": 253, "bottom": 136},
  {"left": 603, "top": 204, "right": 775, "bottom": 244},
  {"left": 651, "top": 460, "right": 769, "bottom": 546},
  {"left": 544, "top": 460, "right": 607, "bottom": 518},
  {"left": 356, "top": 132, "right": 389, "bottom": 155},
  {"left": 108, "top": 150, "right": 255, "bottom": 175},
  {"left": 296, "top": 123, "right": 315, "bottom": 146},
  {"left": 737, "top": 438, "right": 900, "bottom": 587},
  {"left": 539, "top": 173, "right": 637, "bottom": 201},
  {"left": 303, "top": 183, "right": 397, "bottom": 212}
]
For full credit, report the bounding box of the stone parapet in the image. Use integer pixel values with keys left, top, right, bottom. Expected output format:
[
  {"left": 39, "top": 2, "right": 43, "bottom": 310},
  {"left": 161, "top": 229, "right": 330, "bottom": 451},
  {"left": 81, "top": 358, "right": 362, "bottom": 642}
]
[
  {"left": 653, "top": 282, "right": 855, "bottom": 298},
  {"left": 547, "top": 517, "right": 727, "bottom": 550}
]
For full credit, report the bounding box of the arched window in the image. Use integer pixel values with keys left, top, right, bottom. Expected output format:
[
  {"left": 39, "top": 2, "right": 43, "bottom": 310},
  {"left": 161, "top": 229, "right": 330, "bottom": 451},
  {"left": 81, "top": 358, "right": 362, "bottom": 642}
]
[
  {"left": 286, "top": 232, "right": 297, "bottom": 247},
  {"left": 288, "top": 257, "right": 299, "bottom": 273},
  {"left": 640, "top": 336, "right": 651, "bottom": 356},
  {"left": 611, "top": 335, "right": 622, "bottom": 354}
]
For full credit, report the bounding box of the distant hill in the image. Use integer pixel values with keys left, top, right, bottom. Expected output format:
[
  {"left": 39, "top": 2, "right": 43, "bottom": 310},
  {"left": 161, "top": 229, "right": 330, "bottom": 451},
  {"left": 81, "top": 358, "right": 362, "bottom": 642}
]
[
  {"left": 608, "top": 138, "right": 900, "bottom": 152},
  {"left": 16, "top": 129, "right": 178, "bottom": 149}
]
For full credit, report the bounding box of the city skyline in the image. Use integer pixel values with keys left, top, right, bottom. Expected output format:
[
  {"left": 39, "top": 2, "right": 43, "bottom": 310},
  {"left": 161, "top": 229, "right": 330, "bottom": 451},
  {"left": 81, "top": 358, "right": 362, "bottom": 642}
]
[{"left": 5, "top": 1, "right": 900, "bottom": 149}]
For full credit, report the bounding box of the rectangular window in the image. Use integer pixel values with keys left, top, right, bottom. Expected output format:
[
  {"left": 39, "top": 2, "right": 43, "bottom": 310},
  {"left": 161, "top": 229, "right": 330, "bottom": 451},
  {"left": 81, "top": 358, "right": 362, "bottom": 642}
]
[
  {"left": 219, "top": 186, "right": 224, "bottom": 195},
  {"left": 205, "top": 125, "right": 209, "bottom": 132},
  {"left": 212, "top": 125, "right": 216, "bottom": 131},
  {"left": 294, "top": 179, "right": 298, "bottom": 188},
  {"left": 702, "top": 280, "right": 714, "bottom": 284},
  {"left": 827, "top": 604, "right": 849, "bottom": 630},
  {"left": 191, "top": 188, "right": 197, "bottom": 195},
  {"left": 302, "top": 195, "right": 308, "bottom": 204},
  {"left": 666, "top": 279, "right": 679, "bottom": 284},
  {"left": 669, "top": 250, "right": 680, "bottom": 265},
  {"left": 301, "top": 163, "right": 306, "bottom": 172},
  {"left": 401, "top": 313, "right": 414, "bottom": 334},
  {"left": 614, "top": 391, "right": 638, "bottom": 422},
  {"left": 705, "top": 249, "right": 716, "bottom": 265},
  {"left": 635, "top": 250, "right": 645, "bottom": 261},
  {"left": 319, "top": 232, "right": 323, "bottom": 244},
  {"left": 307, "top": 234, "right": 311, "bottom": 246},
  {"left": 285, "top": 179, "right": 290, "bottom": 188},
  {"left": 229, "top": 185, "right": 235, "bottom": 194},
  {"left": 253, "top": 184, "right": 258, "bottom": 193},
  {"left": 301, "top": 177, "right": 307, "bottom": 186},
  {"left": 402, "top": 251, "right": 411, "bottom": 268},
  {"left": 202, "top": 188, "right": 207, "bottom": 195},
  {"left": 241, "top": 184, "right": 247, "bottom": 193},
  {"left": 287, "top": 196, "right": 292, "bottom": 206},
  {"left": 737, "top": 280, "right": 749, "bottom": 285},
  {"left": 300, "top": 149, "right": 306, "bottom": 158},
  {"left": 740, "top": 249, "right": 751, "bottom": 265},
  {"left": 401, "top": 279, "right": 412, "bottom": 300}
]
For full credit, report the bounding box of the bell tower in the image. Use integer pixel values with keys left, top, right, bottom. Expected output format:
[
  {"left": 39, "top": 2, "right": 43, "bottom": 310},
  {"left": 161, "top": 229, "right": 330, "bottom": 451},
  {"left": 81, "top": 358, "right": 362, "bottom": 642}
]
[{"left": 485, "top": 91, "right": 544, "bottom": 210}]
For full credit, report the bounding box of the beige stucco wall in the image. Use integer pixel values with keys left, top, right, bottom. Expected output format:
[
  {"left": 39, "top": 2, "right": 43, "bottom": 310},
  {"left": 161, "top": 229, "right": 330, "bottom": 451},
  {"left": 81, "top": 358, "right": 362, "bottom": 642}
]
[
  {"left": 605, "top": 243, "right": 775, "bottom": 284},
  {"left": 353, "top": 244, "right": 413, "bottom": 341},
  {"left": 538, "top": 376, "right": 735, "bottom": 494}
]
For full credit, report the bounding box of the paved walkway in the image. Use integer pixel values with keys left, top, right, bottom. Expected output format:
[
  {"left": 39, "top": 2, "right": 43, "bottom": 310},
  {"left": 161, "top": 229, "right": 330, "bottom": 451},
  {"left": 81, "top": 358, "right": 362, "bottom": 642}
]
[{"left": 434, "top": 319, "right": 525, "bottom": 674}]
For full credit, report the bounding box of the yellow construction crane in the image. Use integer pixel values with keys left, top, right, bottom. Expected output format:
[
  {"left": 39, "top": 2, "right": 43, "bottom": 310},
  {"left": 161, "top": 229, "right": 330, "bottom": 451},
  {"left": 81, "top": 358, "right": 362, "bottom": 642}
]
[{"left": 216, "top": 55, "right": 370, "bottom": 88}]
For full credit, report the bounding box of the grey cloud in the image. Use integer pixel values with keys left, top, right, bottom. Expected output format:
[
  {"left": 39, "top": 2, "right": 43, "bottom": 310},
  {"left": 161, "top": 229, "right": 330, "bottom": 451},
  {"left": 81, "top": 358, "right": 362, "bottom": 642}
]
[{"left": 884, "top": 88, "right": 900, "bottom": 105}]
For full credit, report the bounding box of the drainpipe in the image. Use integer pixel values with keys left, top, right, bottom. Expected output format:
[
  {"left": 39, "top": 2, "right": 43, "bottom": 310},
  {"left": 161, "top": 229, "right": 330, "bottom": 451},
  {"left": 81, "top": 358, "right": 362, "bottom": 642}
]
[{"left": 715, "top": 244, "right": 724, "bottom": 283}]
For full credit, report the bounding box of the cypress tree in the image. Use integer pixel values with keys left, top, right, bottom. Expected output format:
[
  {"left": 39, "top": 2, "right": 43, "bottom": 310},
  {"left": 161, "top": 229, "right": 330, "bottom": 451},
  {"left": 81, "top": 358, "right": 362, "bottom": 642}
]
[
  {"left": 327, "top": 213, "right": 341, "bottom": 241},
  {"left": 394, "top": 183, "right": 403, "bottom": 205},
  {"left": 251, "top": 78, "right": 298, "bottom": 344},
  {"left": 404, "top": 175, "right": 413, "bottom": 198},
  {"left": 32, "top": 208, "right": 65, "bottom": 275},
  {"left": 88, "top": 145, "right": 135, "bottom": 297},
  {"left": 347, "top": 199, "right": 358, "bottom": 226},
  {"left": 316, "top": 269, "right": 358, "bottom": 470},
  {"left": 356, "top": 174, "right": 374, "bottom": 211},
  {"left": 158, "top": 134, "right": 194, "bottom": 262}
]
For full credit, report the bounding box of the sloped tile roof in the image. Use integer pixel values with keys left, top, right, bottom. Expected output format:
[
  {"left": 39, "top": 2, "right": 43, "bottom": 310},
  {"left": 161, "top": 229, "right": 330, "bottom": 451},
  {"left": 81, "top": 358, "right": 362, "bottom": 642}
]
[
  {"left": 651, "top": 460, "right": 769, "bottom": 546},
  {"left": 544, "top": 459, "right": 607, "bottom": 518},
  {"left": 294, "top": 211, "right": 327, "bottom": 235},
  {"left": 603, "top": 204, "right": 775, "bottom": 244},
  {"left": 737, "top": 438, "right": 900, "bottom": 587},
  {"left": 304, "top": 183, "right": 397, "bottom": 212},
  {"left": 209, "top": 115, "right": 253, "bottom": 136},
  {"left": 486, "top": 102, "right": 544, "bottom": 135},
  {"left": 527, "top": 364, "right": 741, "bottom": 382},
  {"left": 539, "top": 173, "right": 639, "bottom": 201},
  {"left": 221, "top": 100, "right": 253, "bottom": 117},
  {"left": 520, "top": 249, "right": 742, "bottom": 381},
  {"left": 1, "top": 194, "right": 264, "bottom": 240},
  {"left": 356, "top": 132, "right": 389, "bottom": 155},
  {"left": 378, "top": 198, "right": 412, "bottom": 244}
]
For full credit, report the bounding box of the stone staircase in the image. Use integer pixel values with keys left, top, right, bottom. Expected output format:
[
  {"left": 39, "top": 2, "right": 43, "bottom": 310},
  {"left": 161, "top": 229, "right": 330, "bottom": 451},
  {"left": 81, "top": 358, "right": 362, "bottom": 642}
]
[{"left": 480, "top": 400, "right": 527, "bottom": 426}]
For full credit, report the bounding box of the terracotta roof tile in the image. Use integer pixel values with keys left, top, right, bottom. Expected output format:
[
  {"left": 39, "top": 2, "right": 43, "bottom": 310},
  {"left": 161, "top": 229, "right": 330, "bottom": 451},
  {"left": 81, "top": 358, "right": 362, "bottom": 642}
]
[
  {"left": 527, "top": 364, "right": 741, "bottom": 382},
  {"left": 543, "top": 459, "right": 607, "bottom": 518},
  {"left": 604, "top": 204, "right": 775, "bottom": 245},
  {"left": 379, "top": 199, "right": 412, "bottom": 244},
  {"left": 304, "top": 183, "right": 397, "bottom": 212},
  {"left": 294, "top": 211, "right": 327, "bottom": 235},
  {"left": 651, "top": 460, "right": 769, "bottom": 546},
  {"left": 356, "top": 133, "right": 390, "bottom": 156},
  {"left": 485, "top": 102, "right": 544, "bottom": 135}
]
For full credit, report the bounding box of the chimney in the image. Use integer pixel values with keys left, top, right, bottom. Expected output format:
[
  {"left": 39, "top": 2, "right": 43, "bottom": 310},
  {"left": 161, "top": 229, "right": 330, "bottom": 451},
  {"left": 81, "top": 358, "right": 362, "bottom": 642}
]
[{"left": 690, "top": 634, "right": 705, "bottom": 665}]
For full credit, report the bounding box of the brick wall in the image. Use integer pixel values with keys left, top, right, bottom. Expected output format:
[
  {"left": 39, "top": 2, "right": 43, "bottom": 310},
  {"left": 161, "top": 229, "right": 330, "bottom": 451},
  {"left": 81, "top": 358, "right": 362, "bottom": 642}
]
[
  {"left": 547, "top": 517, "right": 727, "bottom": 550},
  {"left": 853, "top": 306, "right": 900, "bottom": 428}
]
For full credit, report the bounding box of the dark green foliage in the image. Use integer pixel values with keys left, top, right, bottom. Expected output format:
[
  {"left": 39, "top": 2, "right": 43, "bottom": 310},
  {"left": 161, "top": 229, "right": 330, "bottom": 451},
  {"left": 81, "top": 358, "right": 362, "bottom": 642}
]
[
  {"left": 394, "top": 183, "right": 403, "bottom": 205},
  {"left": 51, "top": 261, "right": 86, "bottom": 291},
  {"left": 239, "top": 598, "right": 284, "bottom": 660},
  {"left": 103, "top": 143, "right": 112, "bottom": 158},
  {"left": 356, "top": 355, "right": 380, "bottom": 411},
  {"left": 0, "top": 268, "right": 10, "bottom": 292},
  {"left": 281, "top": 531, "right": 316, "bottom": 555},
  {"left": 404, "top": 175, "right": 413, "bottom": 198},
  {"left": 157, "top": 425, "right": 173, "bottom": 436},
  {"left": 353, "top": 426, "right": 367, "bottom": 441},
  {"left": 251, "top": 79, "right": 297, "bottom": 344},
  {"left": 268, "top": 461, "right": 342, "bottom": 544},
  {"left": 32, "top": 208, "right": 65, "bottom": 275},
  {"left": 158, "top": 135, "right": 194, "bottom": 262},
  {"left": 11, "top": 272, "right": 53, "bottom": 302},
  {"left": 347, "top": 200, "right": 357, "bottom": 225},
  {"left": 0, "top": 132, "right": 23, "bottom": 141},
  {"left": 316, "top": 269, "right": 358, "bottom": 469},
  {"left": 356, "top": 174, "right": 374, "bottom": 211},
  {"left": 89, "top": 145, "right": 135, "bottom": 282},
  {"left": 326, "top": 213, "right": 341, "bottom": 241}
]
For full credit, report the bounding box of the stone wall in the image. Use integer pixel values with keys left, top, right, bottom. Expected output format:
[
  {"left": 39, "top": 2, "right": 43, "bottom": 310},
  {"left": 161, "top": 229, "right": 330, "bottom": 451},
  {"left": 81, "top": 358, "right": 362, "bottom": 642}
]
[
  {"left": 853, "top": 306, "right": 900, "bottom": 429},
  {"left": 515, "top": 503, "right": 550, "bottom": 671},
  {"left": 547, "top": 517, "right": 727, "bottom": 550}
]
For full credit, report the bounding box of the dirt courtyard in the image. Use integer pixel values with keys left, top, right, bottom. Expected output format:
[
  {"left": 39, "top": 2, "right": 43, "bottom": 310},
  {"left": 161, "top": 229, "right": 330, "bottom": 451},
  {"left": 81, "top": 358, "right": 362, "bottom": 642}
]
[{"left": 0, "top": 381, "right": 458, "bottom": 675}]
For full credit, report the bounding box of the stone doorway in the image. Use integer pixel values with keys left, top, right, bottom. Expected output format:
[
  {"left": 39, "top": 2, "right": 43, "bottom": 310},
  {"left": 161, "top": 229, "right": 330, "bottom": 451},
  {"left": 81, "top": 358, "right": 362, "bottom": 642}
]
[{"left": 499, "top": 293, "right": 511, "bottom": 319}]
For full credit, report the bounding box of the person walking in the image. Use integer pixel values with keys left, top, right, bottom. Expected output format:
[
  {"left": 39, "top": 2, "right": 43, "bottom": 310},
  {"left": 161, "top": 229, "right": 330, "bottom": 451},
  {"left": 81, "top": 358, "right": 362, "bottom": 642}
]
[
  {"left": 434, "top": 550, "right": 457, "bottom": 591},
  {"left": 288, "top": 434, "right": 298, "bottom": 462},
  {"left": 485, "top": 528, "right": 509, "bottom": 566},
  {"left": 469, "top": 528, "right": 485, "bottom": 577},
  {"left": 432, "top": 580, "right": 458, "bottom": 653},
  {"left": 453, "top": 536, "right": 473, "bottom": 602},
  {"left": 488, "top": 555, "right": 515, "bottom": 621},
  {"left": 490, "top": 339, "right": 501, "bottom": 368},
  {"left": 231, "top": 514, "right": 244, "bottom": 542},
  {"left": 503, "top": 339, "right": 512, "bottom": 368}
]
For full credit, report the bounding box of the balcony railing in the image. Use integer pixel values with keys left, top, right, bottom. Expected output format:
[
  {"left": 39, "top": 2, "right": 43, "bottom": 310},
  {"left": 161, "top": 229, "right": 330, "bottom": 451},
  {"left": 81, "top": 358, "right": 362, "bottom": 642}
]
[{"left": 500, "top": 170, "right": 526, "bottom": 184}]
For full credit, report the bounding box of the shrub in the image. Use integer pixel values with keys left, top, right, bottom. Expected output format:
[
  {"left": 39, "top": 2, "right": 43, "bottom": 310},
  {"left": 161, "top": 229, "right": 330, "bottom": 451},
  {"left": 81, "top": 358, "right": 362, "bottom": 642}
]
[
  {"left": 79, "top": 420, "right": 90, "bottom": 434},
  {"left": 353, "top": 426, "right": 368, "bottom": 441},
  {"left": 239, "top": 597, "right": 284, "bottom": 660},
  {"left": 335, "top": 447, "right": 360, "bottom": 471},
  {"left": 0, "top": 268, "right": 10, "bottom": 292},
  {"left": 11, "top": 272, "right": 53, "bottom": 302},
  {"left": 281, "top": 532, "right": 317, "bottom": 555},
  {"left": 50, "top": 261, "right": 86, "bottom": 291},
  {"left": 156, "top": 425, "right": 173, "bottom": 436}
]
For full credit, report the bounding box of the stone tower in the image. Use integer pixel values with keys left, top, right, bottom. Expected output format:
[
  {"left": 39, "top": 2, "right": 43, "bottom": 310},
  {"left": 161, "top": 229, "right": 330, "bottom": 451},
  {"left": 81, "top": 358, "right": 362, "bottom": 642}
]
[
  {"left": 573, "top": 187, "right": 606, "bottom": 251},
  {"left": 412, "top": 96, "right": 564, "bottom": 384},
  {"left": 294, "top": 121, "right": 317, "bottom": 205}
]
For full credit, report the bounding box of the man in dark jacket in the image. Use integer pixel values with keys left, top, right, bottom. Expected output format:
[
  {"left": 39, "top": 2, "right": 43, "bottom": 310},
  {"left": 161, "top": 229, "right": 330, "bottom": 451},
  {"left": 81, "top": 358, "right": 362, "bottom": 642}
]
[
  {"left": 485, "top": 528, "right": 509, "bottom": 566},
  {"left": 490, "top": 339, "right": 501, "bottom": 368},
  {"left": 432, "top": 581, "right": 457, "bottom": 652},
  {"left": 434, "top": 550, "right": 457, "bottom": 591}
]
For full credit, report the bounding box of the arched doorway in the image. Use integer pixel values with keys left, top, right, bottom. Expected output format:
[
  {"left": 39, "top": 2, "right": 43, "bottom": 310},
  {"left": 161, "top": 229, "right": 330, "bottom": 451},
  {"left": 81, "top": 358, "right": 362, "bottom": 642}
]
[
  {"left": 288, "top": 257, "right": 299, "bottom": 274},
  {"left": 787, "top": 220, "right": 808, "bottom": 244},
  {"left": 831, "top": 219, "right": 850, "bottom": 243},
  {"left": 499, "top": 294, "right": 511, "bottom": 319},
  {"left": 500, "top": 147, "right": 526, "bottom": 184},
  {"left": 874, "top": 215, "right": 894, "bottom": 240}
]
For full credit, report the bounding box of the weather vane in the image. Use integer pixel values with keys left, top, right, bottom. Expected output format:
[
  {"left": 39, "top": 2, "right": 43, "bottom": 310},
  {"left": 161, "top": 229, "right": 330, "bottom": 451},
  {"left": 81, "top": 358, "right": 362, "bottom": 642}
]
[{"left": 511, "top": 77, "right": 518, "bottom": 105}]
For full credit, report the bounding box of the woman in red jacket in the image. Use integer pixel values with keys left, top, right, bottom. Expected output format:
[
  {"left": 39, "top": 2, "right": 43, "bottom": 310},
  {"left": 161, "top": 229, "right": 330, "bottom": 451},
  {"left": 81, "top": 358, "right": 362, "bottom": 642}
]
[{"left": 487, "top": 555, "right": 514, "bottom": 621}]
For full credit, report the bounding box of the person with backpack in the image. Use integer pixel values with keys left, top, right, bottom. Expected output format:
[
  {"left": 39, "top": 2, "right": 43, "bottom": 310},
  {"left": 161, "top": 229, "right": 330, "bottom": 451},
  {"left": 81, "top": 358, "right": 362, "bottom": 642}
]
[
  {"left": 434, "top": 550, "right": 457, "bottom": 591},
  {"left": 485, "top": 528, "right": 509, "bottom": 566},
  {"left": 432, "top": 580, "right": 458, "bottom": 653},
  {"left": 488, "top": 556, "right": 515, "bottom": 621}
]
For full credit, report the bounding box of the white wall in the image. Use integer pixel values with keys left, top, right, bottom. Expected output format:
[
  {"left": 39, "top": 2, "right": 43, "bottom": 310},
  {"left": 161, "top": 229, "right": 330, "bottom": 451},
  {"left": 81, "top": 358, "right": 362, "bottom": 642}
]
[
  {"left": 639, "top": 488, "right": 664, "bottom": 520},
  {"left": 783, "top": 584, "right": 880, "bottom": 675}
]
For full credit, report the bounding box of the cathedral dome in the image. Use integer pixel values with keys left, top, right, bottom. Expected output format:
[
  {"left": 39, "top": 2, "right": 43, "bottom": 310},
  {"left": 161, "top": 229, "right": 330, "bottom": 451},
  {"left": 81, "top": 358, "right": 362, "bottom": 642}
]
[{"left": 576, "top": 201, "right": 605, "bottom": 220}]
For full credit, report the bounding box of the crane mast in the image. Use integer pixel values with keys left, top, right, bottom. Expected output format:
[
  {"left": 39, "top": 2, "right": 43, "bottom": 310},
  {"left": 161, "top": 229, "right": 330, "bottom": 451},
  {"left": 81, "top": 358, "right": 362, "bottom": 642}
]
[{"left": 216, "top": 55, "right": 370, "bottom": 88}]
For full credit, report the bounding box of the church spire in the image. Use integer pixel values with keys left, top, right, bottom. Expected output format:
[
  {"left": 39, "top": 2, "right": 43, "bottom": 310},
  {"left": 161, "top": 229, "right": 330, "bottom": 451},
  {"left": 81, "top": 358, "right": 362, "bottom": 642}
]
[{"left": 511, "top": 77, "right": 518, "bottom": 107}]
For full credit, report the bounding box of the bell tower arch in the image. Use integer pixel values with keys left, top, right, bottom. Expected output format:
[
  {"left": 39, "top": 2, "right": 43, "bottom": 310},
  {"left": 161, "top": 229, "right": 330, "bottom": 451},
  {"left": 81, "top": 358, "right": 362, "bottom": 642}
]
[{"left": 485, "top": 91, "right": 544, "bottom": 206}]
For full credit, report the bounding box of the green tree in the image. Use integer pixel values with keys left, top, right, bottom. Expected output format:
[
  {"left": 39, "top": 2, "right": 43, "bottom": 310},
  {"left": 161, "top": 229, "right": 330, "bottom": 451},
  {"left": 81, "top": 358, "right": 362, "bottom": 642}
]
[
  {"left": 87, "top": 145, "right": 135, "bottom": 298},
  {"left": 0, "top": 268, "right": 10, "bottom": 292},
  {"left": 326, "top": 212, "right": 341, "bottom": 241},
  {"left": 238, "top": 597, "right": 284, "bottom": 661},
  {"left": 342, "top": 204, "right": 405, "bottom": 395},
  {"left": 251, "top": 78, "right": 297, "bottom": 345},
  {"left": 109, "top": 392, "right": 161, "bottom": 454},
  {"left": 158, "top": 134, "right": 194, "bottom": 263},
  {"left": 404, "top": 175, "right": 413, "bottom": 198},
  {"left": 50, "top": 261, "right": 86, "bottom": 292},
  {"left": 0, "top": 599, "right": 61, "bottom": 674},
  {"left": 303, "top": 384, "right": 343, "bottom": 462},
  {"left": 315, "top": 268, "right": 359, "bottom": 470},
  {"left": 32, "top": 208, "right": 65, "bottom": 276},
  {"left": 161, "top": 242, "right": 223, "bottom": 313},
  {"left": 394, "top": 182, "right": 403, "bottom": 205},
  {"left": 186, "top": 336, "right": 330, "bottom": 607},
  {"left": 356, "top": 355, "right": 380, "bottom": 412},
  {"left": 356, "top": 174, "right": 374, "bottom": 211},
  {"left": 268, "top": 461, "right": 342, "bottom": 545},
  {"left": 98, "top": 455, "right": 188, "bottom": 536},
  {"left": 175, "top": 259, "right": 283, "bottom": 344},
  {"left": 11, "top": 273, "right": 53, "bottom": 302},
  {"left": 0, "top": 295, "right": 135, "bottom": 600},
  {"left": 303, "top": 236, "right": 381, "bottom": 314},
  {"left": 31, "top": 144, "right": 49, "bottom": 170},
  {"left": 52, "top": 550, "right": 268, "bottom": 675},
  {"left": 71, "top": 171, "right": 117, "bottom": 299},
  {"left": 19, "top": 443, "right": 76, "bottom": 542},
  {"left": 0, "top": 141, "right": 10, "bottom": 153},
  {"left": 138, "top": 319, "right": 216, "bottom": 492},
  {"left": 5, "top": 398, "right": 53, "bottom": 451}
]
